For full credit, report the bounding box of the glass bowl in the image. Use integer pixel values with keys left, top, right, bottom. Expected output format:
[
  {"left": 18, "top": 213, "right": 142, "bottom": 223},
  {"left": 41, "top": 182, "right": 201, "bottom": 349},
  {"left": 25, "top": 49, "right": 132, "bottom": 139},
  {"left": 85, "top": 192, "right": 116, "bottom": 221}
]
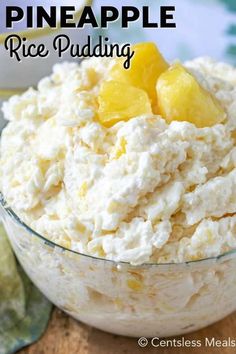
[{"left": 0, "top": 193, "right": 236, "bottom": 338}]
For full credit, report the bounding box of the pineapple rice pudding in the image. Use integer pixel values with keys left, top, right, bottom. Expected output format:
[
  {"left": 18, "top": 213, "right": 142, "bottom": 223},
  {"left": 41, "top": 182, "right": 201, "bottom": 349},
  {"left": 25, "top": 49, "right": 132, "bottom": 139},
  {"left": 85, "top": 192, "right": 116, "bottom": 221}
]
[
  {"left": 0, "top": 43, "right": 236, "bottom": 337},
  {"left": 1, "top": 47, "right": 236, "bottom": 265}
]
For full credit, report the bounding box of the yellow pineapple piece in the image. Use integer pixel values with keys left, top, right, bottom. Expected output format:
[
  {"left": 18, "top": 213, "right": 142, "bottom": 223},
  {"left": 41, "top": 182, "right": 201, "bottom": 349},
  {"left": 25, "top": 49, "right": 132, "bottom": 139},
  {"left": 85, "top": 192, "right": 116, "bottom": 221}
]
[
  {"left": 98, "top": 81, "right": 152, "bottom": 127},
  {"left": 78, "top": 181, "right": 88, "bottom": 197},
  {"left": 112, "top": 137, "right": 127, "bottom": 159},
  {"left": 156, "top": 63, "right": 226, "bottom": 128},
  {"left": 110, "top": 42, "right": 169, "bottom": 109},
  {"left": 127, "top": 279, "right": 143, "bottom": 292}
]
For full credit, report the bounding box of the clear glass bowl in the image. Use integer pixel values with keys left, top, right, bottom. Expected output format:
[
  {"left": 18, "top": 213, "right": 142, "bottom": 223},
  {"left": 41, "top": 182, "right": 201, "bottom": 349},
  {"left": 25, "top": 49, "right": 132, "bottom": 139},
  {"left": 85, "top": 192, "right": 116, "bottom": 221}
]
[{"left": 1, "top": 193, "right": 236, "bottom": 338}]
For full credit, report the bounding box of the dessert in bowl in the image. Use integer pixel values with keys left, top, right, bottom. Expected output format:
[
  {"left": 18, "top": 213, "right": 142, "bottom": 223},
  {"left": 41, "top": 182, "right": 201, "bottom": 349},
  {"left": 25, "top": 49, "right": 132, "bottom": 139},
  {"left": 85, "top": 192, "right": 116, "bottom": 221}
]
[{"left": 0, "top": 43, "right": 236, "bottom": 337}]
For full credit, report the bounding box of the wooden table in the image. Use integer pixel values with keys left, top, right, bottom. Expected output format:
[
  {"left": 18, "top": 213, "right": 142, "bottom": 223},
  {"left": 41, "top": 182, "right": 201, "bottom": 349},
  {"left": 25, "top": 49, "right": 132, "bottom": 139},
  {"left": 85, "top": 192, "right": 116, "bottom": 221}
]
[{"left": 19, "top": 309, "right": 236, "bottom": 354}]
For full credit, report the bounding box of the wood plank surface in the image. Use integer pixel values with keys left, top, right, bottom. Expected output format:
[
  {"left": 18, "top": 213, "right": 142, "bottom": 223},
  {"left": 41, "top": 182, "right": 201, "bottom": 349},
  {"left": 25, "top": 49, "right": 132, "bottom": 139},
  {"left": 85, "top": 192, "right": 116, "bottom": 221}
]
[{"left": 19, "top": 309, "right": 236, "bottom": 354}]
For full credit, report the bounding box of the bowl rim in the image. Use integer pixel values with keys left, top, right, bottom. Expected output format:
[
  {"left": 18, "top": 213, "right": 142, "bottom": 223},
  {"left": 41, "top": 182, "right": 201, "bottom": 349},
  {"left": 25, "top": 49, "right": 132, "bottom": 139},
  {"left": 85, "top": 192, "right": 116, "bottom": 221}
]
[
  {"left": 1, "top": 192, "right": 236, "bottom": 268},
  {"left": 0, "top": 0, "right": 93, "bottom": 45}
]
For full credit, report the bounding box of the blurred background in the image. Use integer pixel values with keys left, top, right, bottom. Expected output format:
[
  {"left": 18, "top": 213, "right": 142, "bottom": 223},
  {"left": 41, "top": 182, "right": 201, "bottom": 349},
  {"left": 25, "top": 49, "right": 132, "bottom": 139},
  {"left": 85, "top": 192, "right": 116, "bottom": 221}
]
[{"left": 94, "top": 0, "right": 236, "bottom": 64}]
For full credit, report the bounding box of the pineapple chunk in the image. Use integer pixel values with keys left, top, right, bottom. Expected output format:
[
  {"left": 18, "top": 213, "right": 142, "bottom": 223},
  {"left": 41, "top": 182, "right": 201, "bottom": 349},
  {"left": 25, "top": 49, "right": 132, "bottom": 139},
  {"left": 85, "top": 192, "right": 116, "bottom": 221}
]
[
  {"left": 156, "top": 64, "right": 226, "bottom": 128},
  {"left": 127, "top": 279, "right": 143, "bottom": 292},
  {"left": 110, "top": 42, "right": 169, "bottom": 110},
  {"left": 78, "top": 181, "right": 88, "bottom": 197},
  {"left": 98, "top": 81, "right": 152, "bottom": 127},
  {"left": 112, "top": 137, "right": 127, "bottom": 159}
]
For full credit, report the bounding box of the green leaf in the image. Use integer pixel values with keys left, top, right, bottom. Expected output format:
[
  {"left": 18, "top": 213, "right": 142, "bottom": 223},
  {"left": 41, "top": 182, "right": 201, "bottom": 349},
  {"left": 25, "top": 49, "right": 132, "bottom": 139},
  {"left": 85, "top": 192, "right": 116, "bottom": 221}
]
[
  {"left": 219, "top": 0, "right": 236, "bottom": 12},
  {"left": 0, "top": 226, "right": 25, "bottom": 332},
  {"left": 0, "top": 226, "right": 52, "bottom": 354},
  {"left": 227, "top": 24, "right": 236, "bottom": 35},
  {"left": 227, "top": 44, "right": 236, "bottom": 56}
]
